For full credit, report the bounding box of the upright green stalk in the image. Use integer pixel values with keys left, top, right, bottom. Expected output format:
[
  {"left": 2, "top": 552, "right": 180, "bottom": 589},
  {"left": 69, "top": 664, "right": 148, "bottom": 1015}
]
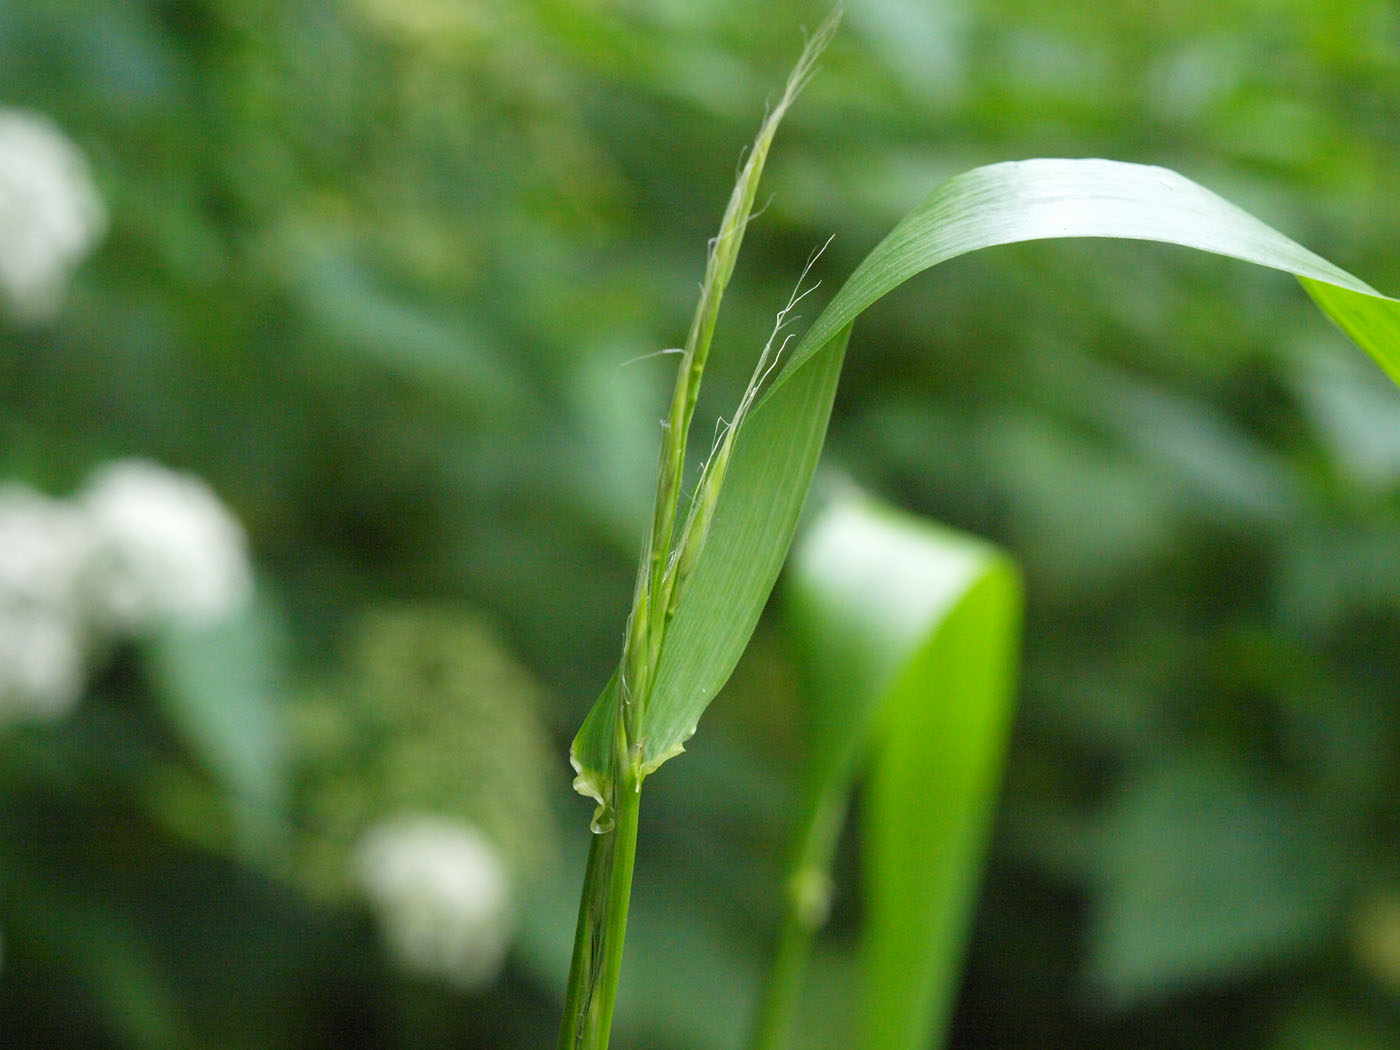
[
  {"left": 558, "top": 13, "right": 840, "bottom": 1050},
  {"left": 556, "top": 761, "right": 642, "bottom": 1050},
  {"left": 746, "top": 783, "right": 847, "bottom": 1050},
  {"left": 626, "top": 9, "right": 841, "bottom": 728}
]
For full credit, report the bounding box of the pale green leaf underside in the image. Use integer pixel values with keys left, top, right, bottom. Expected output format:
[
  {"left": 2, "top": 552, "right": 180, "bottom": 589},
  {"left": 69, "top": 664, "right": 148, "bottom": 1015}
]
[
  {"left": 785, "top": 493, "right": 1021, "bottom": 1050},
  {"left": 572, "top": 157, "right": 1400, "bottom": 797}
]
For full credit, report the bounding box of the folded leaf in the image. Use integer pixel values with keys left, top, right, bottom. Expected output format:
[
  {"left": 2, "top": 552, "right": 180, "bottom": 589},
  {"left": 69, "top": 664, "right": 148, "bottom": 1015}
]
[{"left": 750, "top": 492, "right": 1021, "bottom": 1050}]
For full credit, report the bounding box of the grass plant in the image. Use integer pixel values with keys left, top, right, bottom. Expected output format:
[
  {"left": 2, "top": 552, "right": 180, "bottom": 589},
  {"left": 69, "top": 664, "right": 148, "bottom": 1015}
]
[{"left": 558, "top": 12, "right": 1400, "bottom": 1050}]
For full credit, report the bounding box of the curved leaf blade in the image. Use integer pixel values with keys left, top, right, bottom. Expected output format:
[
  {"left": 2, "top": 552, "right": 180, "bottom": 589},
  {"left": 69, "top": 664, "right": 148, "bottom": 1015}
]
[{"left": 781, "top": 159, "right": 1396, "bottom": 389}]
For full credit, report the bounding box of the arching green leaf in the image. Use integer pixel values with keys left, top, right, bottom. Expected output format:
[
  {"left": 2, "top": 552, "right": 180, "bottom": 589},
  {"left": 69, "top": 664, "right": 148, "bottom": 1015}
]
[{"left": 572, "top": 158, "right": 1399, "bottom": 824}]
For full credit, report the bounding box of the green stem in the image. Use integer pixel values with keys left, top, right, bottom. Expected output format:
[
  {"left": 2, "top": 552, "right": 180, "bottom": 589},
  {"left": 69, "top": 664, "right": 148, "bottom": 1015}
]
[
  {"left": 746, "top": 783, "right": 848, "bottom": 1050},
  {"left": 746, "top": 895, "right": 818, "bottom": 1050},
  {"left": 557, "top": 772, "right": 643, "bottom": 1050},
  {"left": 563, "top": 17, "right": 842, "bottom": 1048}
]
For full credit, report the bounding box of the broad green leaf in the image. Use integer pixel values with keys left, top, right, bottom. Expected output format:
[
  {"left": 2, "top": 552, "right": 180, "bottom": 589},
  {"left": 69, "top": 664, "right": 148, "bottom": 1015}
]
[
  {"left": 146, "top": 599, "right": 287, "bottom": 856},
  {"left": 573, "top": 157, "right": 1400, "bottom": 800},
  {"left": 750, "top": 492, "right": 1021, "bottom": 1050}
]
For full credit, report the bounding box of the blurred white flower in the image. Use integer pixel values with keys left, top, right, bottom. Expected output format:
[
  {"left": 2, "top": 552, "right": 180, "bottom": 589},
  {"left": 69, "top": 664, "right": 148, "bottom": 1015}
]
[
  {"left": 355, "top": 815, "right": 513, "bottom": 989},
  {"left": 0, "top": 462, "right": 252, "bottom": 722},
  {"left": 0, "top": 485, "right": 92, "bottom": 721},
  {"left": 81, "top": 459, "right": 253, "bottom": 632},
  {"left": 0, "top": 108, "right": 106, "bottom": 322},
  {"left": 0, "top": 604, "right": 85, "bottom": 721},
  {"left": 0, "top": 483, "right": 94, "bottom": 611}
]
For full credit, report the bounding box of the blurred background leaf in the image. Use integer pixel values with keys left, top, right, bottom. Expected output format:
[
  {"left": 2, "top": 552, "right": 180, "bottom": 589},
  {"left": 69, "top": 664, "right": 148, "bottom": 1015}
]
[{"left": 146, "top": 597, "right": 288, "bottom": 857}]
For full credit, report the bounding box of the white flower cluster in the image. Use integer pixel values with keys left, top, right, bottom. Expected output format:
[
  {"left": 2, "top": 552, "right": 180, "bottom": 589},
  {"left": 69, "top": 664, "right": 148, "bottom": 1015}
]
[
  {"left": 0, "top": 460, "right": 252, "bottom": 723},
  {"left": 0, "top": 108, "right": 106, "bottom": 322},
  {"left": 81, "top": 460, "right": 253, "bottom": 633},
  {"left": 355, "top": 815, "right": 513, "bottom": 990}
]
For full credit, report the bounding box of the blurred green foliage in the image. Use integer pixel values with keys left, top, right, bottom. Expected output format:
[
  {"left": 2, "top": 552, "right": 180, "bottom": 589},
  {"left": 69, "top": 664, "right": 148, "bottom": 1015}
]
[
  {"left": 294, "top": 607, "right": 556, "bottom": 897},
  {"left": 2, "top": 0, "right": 1400, "bottom": 1048}
]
